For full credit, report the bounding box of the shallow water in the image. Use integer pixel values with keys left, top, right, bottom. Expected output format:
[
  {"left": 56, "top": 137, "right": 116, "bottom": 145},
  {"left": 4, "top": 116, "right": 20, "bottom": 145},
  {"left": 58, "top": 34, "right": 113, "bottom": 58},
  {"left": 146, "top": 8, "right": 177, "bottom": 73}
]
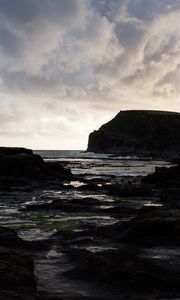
[
  {"left": 35, "top": 150, "right": 173, "bottom": 177},
  {"left": 0, "top": 150, "right": 172, "bottom": 241}
]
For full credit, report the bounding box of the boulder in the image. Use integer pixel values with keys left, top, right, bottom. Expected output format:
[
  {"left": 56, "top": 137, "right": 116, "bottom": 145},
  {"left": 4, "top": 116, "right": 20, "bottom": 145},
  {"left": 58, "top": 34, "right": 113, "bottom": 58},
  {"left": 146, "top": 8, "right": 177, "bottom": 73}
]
[
  {"left": 0, "top": 226, "right": 36, "bottom": 298},
  {"left": 0, "top": 250, "right": 36, "bottom": 288},
  {"left": 143, "top": 164, "right": 180, "bottom": 186},
  {"left": 122, "top": 208, "right": 180, "bottom": 246},
  {"left": 0, "top": 226, "right": 25, "bottom": 247},
  {"left": 0, "top": 147, "right": 72, "bottom": 180},
  {"left": 65, "top": 247, "right": 180, "bottom": 292}
]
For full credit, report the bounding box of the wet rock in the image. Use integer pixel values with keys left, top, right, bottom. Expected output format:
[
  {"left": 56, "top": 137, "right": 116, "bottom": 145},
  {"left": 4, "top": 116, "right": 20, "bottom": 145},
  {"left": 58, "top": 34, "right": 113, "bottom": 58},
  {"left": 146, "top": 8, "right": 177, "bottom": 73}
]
[
  {"left": 107, "top": 184, "right": 153, "bottom": 197},
  {"left": 122, "top": 208, "right": 180, "bottom": 246},
  {"left": 0, "top": 147, "right": 72, "bottom": 182},
  {"left": 23, "top": 197, "right": 103, "bottom": 213},
  {"left": 65, "top": 247, "right": 180, "bottom": 293},
  {"left": 0, "top": 226, "right": 25, "bottom": 247},
  {"left": 160, "top": 188, "right": 180, "bottom": 207},
  {"left": 0, "top": 226, "right": 37, "bottom": 299},
  {"left": 77, "top": 183, "right": 100, "bottom": 191},
  {"left": 85, "top": 221, "right": 128, "bottom": 241},
  {"left": 143, "top": 164, "right": 180, "bottom": 186},
  {"left": 0, "top": 250, "right": 36, "bottom": 288},
  {"left": 44, "top": 162, "right": 72, "bottom": 180},
  {"left": 0, "top": 152, "right": 44, "bottom": 177}
]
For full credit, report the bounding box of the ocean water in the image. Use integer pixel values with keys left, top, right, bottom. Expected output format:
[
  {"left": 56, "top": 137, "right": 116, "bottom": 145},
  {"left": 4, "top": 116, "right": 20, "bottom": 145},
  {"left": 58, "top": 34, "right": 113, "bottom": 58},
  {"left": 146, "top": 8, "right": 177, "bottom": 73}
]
[
  {"left": 0, "top": 150, "right": 172, "bottom": 242},
  {"left": 34, "top": 150, "right": 172, "bottom": 177}
]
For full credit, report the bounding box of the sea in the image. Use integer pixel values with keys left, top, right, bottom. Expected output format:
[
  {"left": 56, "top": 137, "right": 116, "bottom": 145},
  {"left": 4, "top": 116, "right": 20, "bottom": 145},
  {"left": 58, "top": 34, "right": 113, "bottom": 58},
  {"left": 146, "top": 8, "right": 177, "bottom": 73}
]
[
  {"left": 0, "top": 150, "right": 172, "bottom": 242},
  {"left": 34, "top": 150, "right": 172, "bottom": 178}
]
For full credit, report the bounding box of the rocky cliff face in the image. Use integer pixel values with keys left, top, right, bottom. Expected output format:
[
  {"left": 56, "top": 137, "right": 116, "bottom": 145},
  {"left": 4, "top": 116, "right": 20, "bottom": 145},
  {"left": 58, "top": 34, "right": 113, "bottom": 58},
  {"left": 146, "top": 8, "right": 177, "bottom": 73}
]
[{"left": 87, "top": 110, "right": 180, "bottom": 155}]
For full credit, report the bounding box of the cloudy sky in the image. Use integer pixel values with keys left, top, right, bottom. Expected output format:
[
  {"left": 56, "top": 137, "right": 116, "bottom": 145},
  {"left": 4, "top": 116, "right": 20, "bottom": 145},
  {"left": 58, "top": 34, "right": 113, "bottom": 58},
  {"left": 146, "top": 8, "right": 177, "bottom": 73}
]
[{"left": 0, "top": 0, "right": 180, "bottom": 149}]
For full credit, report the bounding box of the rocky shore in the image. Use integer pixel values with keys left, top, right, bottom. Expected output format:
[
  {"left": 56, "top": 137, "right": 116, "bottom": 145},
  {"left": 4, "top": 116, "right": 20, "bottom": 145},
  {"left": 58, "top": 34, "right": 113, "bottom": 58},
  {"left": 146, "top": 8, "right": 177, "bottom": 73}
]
[
  {"left": 0, "top": 147, "right": 180, "bottom": 299},
  {"left": 0, "top": 147, "right": 73, "bottom": 299}
]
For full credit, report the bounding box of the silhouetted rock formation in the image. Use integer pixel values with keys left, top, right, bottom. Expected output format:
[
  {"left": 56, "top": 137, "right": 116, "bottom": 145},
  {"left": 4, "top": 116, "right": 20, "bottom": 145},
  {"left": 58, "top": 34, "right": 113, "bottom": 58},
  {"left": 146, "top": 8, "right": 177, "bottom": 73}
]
[
  {"left": 0, "top": 147, "right": 72, "bottom": 180},
  {"left": 143, "top": 162, "right": 180, "bottom": 186},
  {"left": 87, "top": 110, "right": 180, "bottom": 156},
  {"left": 0, "top": 147, "right": 33, "bottom": 156}
]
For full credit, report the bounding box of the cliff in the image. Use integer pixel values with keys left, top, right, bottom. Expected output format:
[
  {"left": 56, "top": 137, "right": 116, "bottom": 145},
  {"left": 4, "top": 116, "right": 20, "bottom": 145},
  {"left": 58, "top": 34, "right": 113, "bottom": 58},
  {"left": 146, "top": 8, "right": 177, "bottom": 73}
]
[{"left": 87, "top": 110, "right": 180, "bottom": 156}]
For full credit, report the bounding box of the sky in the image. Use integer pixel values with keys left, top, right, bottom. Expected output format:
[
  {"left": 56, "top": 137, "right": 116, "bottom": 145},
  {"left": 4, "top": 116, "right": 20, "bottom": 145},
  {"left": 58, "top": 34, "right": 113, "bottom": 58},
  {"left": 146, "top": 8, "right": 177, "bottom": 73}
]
[{"left": 0, "top": 0, "right": 180, "bottom": 149}]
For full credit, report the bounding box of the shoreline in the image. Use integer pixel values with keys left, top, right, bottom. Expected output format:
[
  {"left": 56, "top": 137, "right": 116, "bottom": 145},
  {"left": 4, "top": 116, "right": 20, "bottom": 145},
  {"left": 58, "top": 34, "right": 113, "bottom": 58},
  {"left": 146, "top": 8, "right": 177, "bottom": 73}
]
[{"left": 0, "top": 147, "right": 180, "bottom": 299}]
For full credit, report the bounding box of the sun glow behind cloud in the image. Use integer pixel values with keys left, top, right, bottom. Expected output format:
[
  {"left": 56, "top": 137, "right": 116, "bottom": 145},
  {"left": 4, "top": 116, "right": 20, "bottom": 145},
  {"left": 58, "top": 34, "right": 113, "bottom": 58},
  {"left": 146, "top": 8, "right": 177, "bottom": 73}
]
[{"left": 0, "top": 0, "right": 180, "bottom": 149}]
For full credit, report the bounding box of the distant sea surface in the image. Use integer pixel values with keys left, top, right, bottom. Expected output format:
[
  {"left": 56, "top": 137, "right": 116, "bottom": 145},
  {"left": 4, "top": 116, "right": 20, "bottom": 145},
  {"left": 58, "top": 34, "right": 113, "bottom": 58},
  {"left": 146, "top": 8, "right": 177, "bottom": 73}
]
[{"left": 34, "top": 150, "right": 172, "bottom": 178}]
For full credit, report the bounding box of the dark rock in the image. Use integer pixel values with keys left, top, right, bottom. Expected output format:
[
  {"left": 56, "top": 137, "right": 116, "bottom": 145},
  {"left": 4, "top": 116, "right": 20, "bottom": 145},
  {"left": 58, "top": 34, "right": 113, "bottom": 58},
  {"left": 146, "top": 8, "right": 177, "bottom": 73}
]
[
  {"left": 0, "top": 226, "right": 25, "bottom": 247},
  {"left": 0, "top": 147, "right": 33, "bottom": 156},
  {"left": 0, "top": 153, "right": 44, "bottom": 177},
  {"left": 160, "top": 188, "right": 180, "bottom": 206},
  {"left": 44, "top": 161, "right": 72, "bottom": 179},
  {"left": 87, "top": 110, "right": 180, "bottom": 156},
  {"left": 65, "top": 247, "right": 180, "bottom": 292},
  {"left": 77, "top": 183, "right": 100, "bottom": 191},
  {"left": 0, "top": 226, "right": 37, "bottom": 298},
  {"left": 0, "top": 147, "right": 72, "bottom": 181},
  {"left": 107, "top": 183, "right": 152, "bottom": 197},
  {"left": 0, "top": 250, "right": 36, "bottom": 288},
  {"left": 23, "top": 197, "right": 102, "bottom": 212},
  {"left": 143, "top": 164, "right": 180, "bottom": 186},
  {"left": 122, "top": 208, "right": 180, "bottom": 246}
]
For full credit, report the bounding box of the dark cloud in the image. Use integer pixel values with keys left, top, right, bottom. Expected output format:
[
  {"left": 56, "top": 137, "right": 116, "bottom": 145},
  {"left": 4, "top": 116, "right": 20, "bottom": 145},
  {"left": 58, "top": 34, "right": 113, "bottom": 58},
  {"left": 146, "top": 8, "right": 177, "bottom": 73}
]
[
  {"left": 0, "top": 0, "right": 83, "bottom": 24},
  {"left": 0, "top": 27, "right": 22, "bottom": 56},
  {"left": 128, "top": 0, "right": 179, "bottom": 20},
  {"left": 115, "top": 22, "right": 144, "bottom": 49}
]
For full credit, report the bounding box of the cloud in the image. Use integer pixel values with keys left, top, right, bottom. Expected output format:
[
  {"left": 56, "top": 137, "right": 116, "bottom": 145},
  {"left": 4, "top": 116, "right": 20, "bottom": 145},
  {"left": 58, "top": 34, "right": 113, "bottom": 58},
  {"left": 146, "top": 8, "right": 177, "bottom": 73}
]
[
  {"left": 93, "top": 0, "right": 180, "bottom": 103},
  {"left": 121, "top": 7, "right": 180, "bottom": 96},
  {"left": 0, "top": 0, "right": 180, "bottom": 149},
  {"left": 0, "top": 0, "right": 87, "bottom": 73}
]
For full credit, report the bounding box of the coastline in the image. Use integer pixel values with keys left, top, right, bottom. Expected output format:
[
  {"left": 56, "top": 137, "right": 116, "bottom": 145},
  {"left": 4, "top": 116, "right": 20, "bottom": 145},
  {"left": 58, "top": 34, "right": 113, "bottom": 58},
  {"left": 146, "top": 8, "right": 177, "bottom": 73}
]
[{"left": 0, "top": 147, "right": 179, "bottom": 299}]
